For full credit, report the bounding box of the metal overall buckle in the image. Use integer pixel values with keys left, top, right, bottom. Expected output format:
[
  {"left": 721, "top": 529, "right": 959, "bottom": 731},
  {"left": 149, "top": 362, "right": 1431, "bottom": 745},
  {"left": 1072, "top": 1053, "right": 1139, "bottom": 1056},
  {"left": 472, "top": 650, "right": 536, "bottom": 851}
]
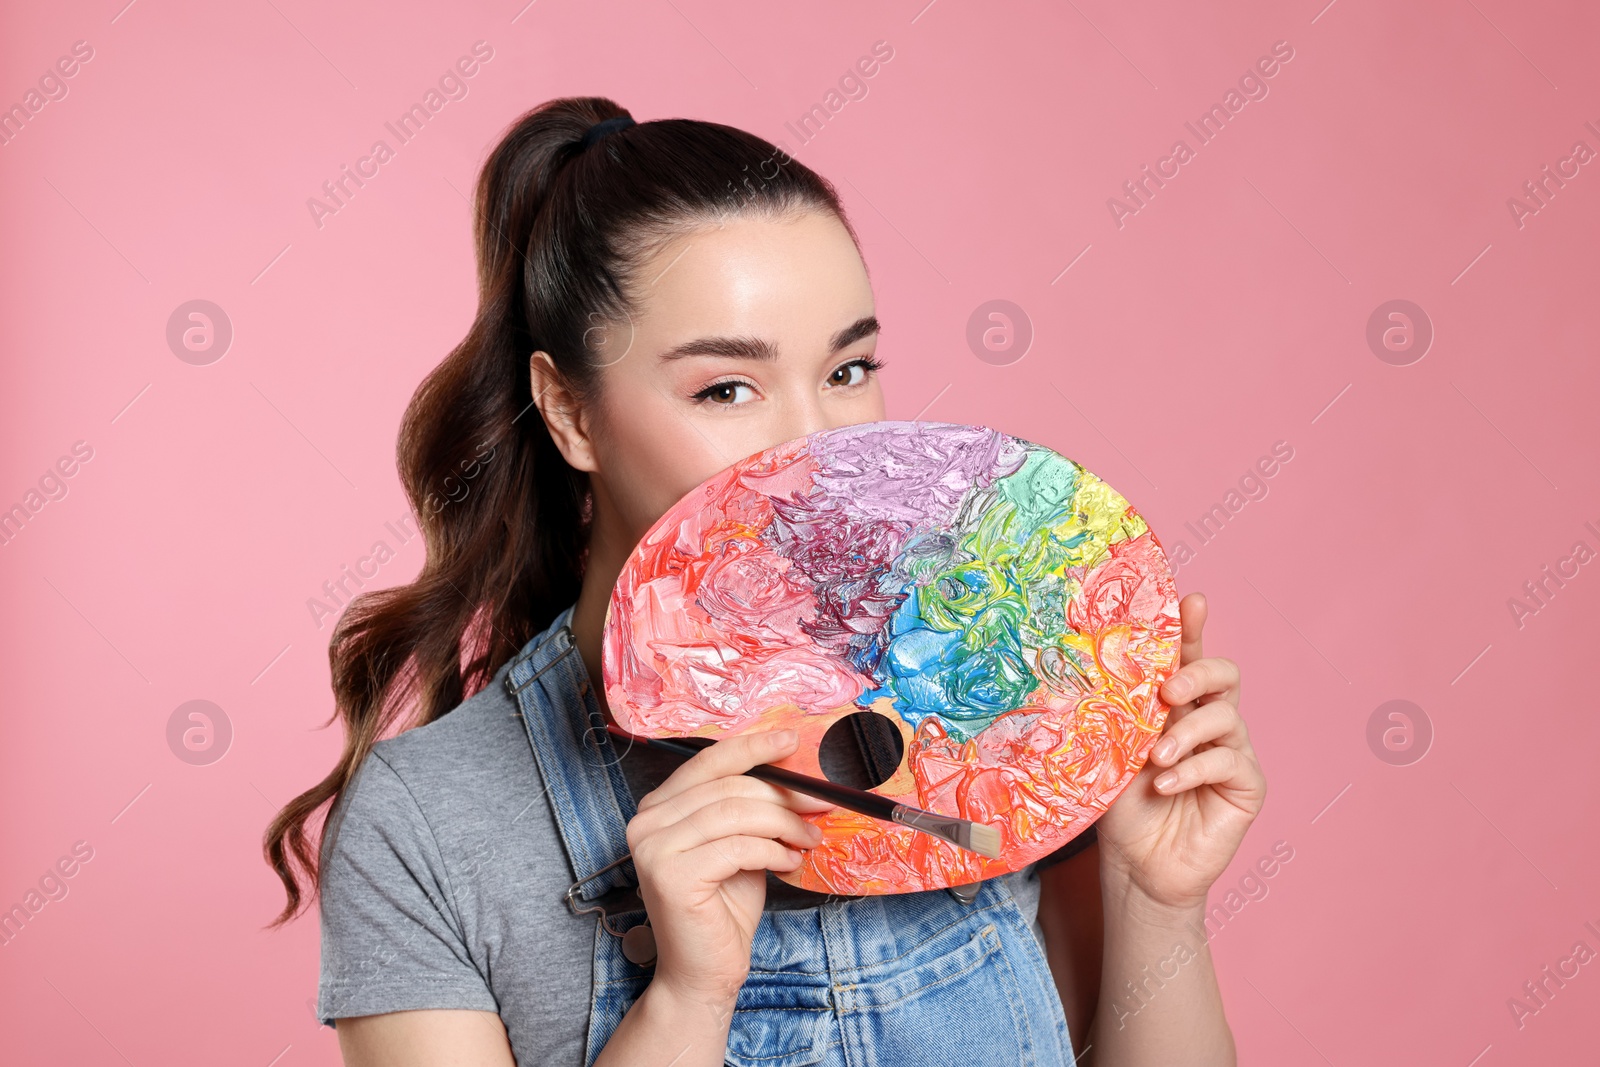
[
  {"left": 947, "top": 881, "right": 983, "bottom": 904},
  {"left": 504, "top": 623, "right": 577, "bottom": 699},
  {"left": 565, "top": 853, "right": 657, "bottom": 966}
]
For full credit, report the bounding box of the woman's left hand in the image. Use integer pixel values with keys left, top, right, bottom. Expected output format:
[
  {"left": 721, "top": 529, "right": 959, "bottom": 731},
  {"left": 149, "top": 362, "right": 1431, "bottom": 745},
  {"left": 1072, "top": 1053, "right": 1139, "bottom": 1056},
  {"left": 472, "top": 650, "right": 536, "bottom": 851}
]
[{"left": 1095, "top": 591, "right": 1266, "bottom": 912}]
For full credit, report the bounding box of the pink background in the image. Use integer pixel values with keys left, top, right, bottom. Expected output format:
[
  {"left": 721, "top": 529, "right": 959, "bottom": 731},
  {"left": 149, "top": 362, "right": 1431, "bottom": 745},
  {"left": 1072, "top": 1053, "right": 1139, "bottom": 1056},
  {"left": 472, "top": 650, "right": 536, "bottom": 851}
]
[{"left": 2, "top": 1, "right": 1596, "bottom": 1063}]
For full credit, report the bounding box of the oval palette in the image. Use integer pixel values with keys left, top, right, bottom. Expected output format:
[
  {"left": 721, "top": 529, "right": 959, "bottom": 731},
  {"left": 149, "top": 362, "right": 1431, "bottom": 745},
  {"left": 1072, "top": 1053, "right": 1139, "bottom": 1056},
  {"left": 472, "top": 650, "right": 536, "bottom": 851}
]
[{"left": 601, "top": 420, "right": 1181, "bottom": 895}]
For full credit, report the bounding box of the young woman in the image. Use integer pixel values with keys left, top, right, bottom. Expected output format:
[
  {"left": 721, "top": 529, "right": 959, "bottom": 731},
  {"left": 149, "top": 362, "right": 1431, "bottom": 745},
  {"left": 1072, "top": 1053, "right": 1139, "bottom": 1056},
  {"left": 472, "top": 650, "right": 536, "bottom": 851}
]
[{"left": 265, "top": 96, "right": 1266, "bottom": 1067}]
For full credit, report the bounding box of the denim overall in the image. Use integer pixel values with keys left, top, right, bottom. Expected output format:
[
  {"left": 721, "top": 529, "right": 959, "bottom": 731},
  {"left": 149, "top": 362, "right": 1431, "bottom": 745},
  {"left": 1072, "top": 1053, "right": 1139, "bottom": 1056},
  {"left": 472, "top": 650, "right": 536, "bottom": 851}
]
[{"left": 505, "top": 605, "right": 1078, "bottom": 1066}]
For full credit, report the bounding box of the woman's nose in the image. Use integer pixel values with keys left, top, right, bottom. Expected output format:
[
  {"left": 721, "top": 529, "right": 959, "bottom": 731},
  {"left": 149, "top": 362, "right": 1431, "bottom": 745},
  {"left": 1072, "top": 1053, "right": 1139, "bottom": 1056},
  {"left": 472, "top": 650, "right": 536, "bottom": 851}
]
[
  {"left": 777, "top": 397, "right": 831, "bottom": 444},
  {"left": 774, "top": 378, "right": 883, "bottom": 447}
]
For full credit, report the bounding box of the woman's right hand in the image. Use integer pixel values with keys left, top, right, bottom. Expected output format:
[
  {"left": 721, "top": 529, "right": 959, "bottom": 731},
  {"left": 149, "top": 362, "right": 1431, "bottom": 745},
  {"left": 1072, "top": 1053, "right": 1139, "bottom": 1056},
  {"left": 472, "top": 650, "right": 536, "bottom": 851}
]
[{"left": 624, "top": 728, "right": 834, "bottom": 1009}]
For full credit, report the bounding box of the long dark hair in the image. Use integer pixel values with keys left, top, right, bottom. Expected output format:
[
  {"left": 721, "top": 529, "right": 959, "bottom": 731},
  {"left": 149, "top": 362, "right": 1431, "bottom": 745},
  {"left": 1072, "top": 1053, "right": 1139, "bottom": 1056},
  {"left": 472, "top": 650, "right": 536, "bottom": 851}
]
[{"left": 263, "top": 96, "right": 857, "bottom": 927}]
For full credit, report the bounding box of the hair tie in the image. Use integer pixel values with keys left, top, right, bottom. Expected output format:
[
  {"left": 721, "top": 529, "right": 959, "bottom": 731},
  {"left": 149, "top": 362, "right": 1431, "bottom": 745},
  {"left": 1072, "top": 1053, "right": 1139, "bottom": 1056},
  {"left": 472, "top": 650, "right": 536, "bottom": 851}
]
[{"left": 577, "top": 116, "right": 636, "bottom": 152}]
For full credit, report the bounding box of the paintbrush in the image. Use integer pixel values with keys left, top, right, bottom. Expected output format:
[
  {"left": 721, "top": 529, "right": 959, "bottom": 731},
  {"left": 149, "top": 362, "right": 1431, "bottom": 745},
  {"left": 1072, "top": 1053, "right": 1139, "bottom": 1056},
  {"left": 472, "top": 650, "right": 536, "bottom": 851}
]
[{"left": 604, "top": 724, "right": 1002, "bottom": 860}]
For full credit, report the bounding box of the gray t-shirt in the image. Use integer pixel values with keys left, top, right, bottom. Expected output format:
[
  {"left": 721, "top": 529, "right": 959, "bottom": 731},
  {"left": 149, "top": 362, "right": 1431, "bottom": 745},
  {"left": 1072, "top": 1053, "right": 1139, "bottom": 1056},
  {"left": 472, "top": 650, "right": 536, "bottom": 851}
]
[{"left": 315, "top": 646, "right": 1075, "bottom": 1063}]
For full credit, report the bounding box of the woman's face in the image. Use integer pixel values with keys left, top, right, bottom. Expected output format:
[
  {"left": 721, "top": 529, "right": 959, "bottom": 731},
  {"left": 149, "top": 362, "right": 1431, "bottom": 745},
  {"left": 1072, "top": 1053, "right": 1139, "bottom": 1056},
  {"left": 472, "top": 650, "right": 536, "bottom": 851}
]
[{"left": 539, "top": 208, "right": 888, "bottom": 549}]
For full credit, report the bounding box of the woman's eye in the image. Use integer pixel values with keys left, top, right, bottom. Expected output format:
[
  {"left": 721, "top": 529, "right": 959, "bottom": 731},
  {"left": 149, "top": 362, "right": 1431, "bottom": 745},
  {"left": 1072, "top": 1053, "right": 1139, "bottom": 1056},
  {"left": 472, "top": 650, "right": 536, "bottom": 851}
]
[
  {"left": 828, "top": 357, "right": 883, "bottom": 388},
  {"left": 694, "top": 380, "right": 755, "bottom": 405}
]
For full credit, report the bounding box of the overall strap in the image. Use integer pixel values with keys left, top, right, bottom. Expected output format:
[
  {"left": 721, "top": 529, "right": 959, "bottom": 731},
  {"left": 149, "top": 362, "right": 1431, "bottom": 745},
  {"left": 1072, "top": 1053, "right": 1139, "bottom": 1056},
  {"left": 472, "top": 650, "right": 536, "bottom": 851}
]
[{"left": 503, "top": 605, "right": 639, "bottom": 902}]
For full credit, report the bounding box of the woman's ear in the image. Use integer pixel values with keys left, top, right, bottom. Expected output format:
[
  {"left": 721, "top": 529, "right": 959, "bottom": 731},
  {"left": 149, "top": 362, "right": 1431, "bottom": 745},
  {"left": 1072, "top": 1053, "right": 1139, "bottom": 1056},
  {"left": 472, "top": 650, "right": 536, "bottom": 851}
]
[{"left": 530, "top": 351, "right": 599, "bottom": 473}]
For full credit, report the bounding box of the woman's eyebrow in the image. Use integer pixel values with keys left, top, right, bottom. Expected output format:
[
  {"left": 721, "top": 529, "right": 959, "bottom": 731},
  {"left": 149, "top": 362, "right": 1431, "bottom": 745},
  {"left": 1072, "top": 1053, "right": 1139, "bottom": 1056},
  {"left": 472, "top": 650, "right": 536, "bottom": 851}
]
[
  {"left": 658, "top": 315, "right": 880, "bottom": 362},
  {"left": 830, "top": 315, "right": 881, "bottom": 353}
]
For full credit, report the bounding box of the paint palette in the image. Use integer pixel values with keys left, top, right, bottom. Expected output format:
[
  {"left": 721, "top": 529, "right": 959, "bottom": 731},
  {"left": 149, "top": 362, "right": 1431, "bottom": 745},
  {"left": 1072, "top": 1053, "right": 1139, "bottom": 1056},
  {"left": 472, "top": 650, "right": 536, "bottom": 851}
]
[{"left": 601, "top": 421, "right": 1181, "bottom": 895}]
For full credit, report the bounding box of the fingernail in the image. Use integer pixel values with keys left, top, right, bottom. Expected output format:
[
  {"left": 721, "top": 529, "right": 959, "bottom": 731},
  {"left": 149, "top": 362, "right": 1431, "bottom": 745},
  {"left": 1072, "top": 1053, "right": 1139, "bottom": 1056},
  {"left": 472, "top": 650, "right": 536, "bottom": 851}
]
[
  {"left": 1154, "top": 771, "right": 1178, "bottom": 791},
  {"left": 771, "top": 729, "right": 797, "bottom": 748},
  {"left": 1167, "top": 677, "right": 1190, "bottom": 699},
  {"left": 1154, "top": 737, "right": 1177, "bottom": 762},
  {"left": 806, "top": 823, "right": 824, "bottom": 842}
]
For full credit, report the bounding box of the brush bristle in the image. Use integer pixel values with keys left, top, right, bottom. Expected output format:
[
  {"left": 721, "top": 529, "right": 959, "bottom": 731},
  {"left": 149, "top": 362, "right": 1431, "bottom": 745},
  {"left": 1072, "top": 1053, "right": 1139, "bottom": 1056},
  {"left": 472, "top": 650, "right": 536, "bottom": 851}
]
[{"left": 967, "top": 822, "right": 1002, "bottom": 859}]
